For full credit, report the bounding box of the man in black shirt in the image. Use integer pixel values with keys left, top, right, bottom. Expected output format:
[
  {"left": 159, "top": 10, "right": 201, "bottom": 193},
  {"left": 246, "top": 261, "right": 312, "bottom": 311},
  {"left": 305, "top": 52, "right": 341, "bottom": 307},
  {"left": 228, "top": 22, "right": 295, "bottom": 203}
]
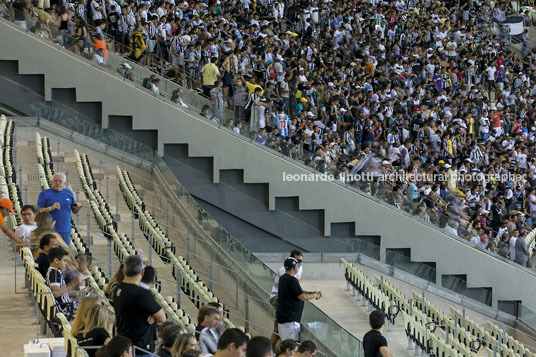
[
  {"left": 113, "top": 255, "right": 166, "bottom": 353},
  {"left": 276, "top": 257, "right": 322, "bottom": 340},
  {"left": 363, "top": 310, "right": 391, "bottom": 357},
  {"left": 35, "top": 233, "right": 58, "bottom": 278}
]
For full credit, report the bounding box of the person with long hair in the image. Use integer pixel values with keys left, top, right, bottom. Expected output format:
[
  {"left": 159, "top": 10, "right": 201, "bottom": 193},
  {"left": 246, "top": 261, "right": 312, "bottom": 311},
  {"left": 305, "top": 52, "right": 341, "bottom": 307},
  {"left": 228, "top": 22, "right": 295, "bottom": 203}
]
[
  {"left": 72, "top": 295, "right": 102, "bottom": 336},
  {"left": 275, "top": 339, "right": 298, "bottom": 357},
  {"left": 77, "top": 304, "right": 114, "bottom": 357},
  {"left": 105, "top": 263, "right": 124, "bottom": 299},
  {"left": 171, "top": 333, "right": 199, "bottom": 357}
]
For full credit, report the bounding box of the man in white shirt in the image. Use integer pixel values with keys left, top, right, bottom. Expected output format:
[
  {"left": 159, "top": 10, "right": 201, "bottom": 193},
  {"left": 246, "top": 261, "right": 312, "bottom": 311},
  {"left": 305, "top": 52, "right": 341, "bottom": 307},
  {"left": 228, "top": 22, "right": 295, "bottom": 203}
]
[{"left": 15, "top": 204, "right": 37, "bottom": 242}]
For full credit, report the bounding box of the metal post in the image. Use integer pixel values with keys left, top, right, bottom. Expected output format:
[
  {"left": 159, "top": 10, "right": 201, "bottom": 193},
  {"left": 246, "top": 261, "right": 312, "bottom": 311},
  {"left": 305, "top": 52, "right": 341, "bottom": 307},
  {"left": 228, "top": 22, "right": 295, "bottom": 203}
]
[
  {"left": 235, "top": 271, "right": 239, "bottom": 308},
  {"left": 86, "top": 211, "right": 91, "bottom": 250},
  {"left": 244, "top": 293, "right": 249, "bottom": 330},
  {"left": 421, "top": 291, "right": 425, "bottom": 313},
  {"left": 493, "top": 344, "right": 497, "bottom": 357},
  {"left": 107, "top": 237, "right": 112, "bottom": 278},
  {"left": 352, "top": 286, "right": 356, "bottom": 296},
  {"left": 165, "top": 212, "right": 169, "bottom": 237},
  {"left": 141, "top": 177, "right": 144, "bottom": 200},
  {"left": 498, "top": 333, "right": 502, "bottom": 356},
  {"left": 208, "top": 260, "right": 213, "bottom": 290},
  {"left": 106, "top": 176, "right": 109, "bottom": 202},
  {"left": 446, "top": 325, "right": 450, "bottom": 344},
  {"left": 409, "top": 300, "right": 413, "bottom": 316},
  {"left": 380, "top": 276, "right": 384, "bottom": 293},
  {"left": 346, "top": 281, "right": 350, "bottom": 291},
  {"left": 176, "top": 269, "right": 181, "bottom": 306},
  {"left": 18, "top": 167, "right": 22, "bottom": 186},
  {"left": 148, "top": 234, "right": 152, "bottom": 266},
  {"left": 152, "top": 193, "right": 155, "bottom": 217},
  {"left": 453, "top": 315, "right": 457, "bottom": 340},
  {"left": 23, "top": 186, "right": 27, "bottom": 205},
  {"left": 57, "top": 141, "right": 60, "bottom": 172},
  {"left": 76, "top": 191, "right": 80, "bottom": 227},
  {"left": 115, "top": 192, "right": 119, "bottom": 216},
  {"left": 186, "top": 229, "right": 190, "bottom": 262},
  {"left": 131, "top": 213, "right": 135, "bottom": 247},
  {"left": 462, "top": 308, "right": 466, "bottom": 329},
  {"left": 98, "top": 160, "right": 103, "bottom": 187}
]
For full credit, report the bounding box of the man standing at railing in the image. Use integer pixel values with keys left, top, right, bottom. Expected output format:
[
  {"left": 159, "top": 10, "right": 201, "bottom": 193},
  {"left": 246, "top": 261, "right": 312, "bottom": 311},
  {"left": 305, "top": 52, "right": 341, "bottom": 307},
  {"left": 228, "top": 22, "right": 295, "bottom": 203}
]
[
  {"left": 276, "top": 257, "right": 322, "bottom": 341},
  {"left": 37, "top": 173, "right": 81, "bottom": 247}
]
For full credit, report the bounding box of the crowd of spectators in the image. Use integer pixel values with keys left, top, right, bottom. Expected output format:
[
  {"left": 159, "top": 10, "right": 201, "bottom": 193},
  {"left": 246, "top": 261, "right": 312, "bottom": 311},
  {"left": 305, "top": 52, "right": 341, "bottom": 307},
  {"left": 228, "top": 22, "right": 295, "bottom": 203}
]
[
  {"left": 31, "top": 247, "right": 320, "bottom": 357},
  {"left": 5, "top": 0, "right": 536, "bottom": 265}
]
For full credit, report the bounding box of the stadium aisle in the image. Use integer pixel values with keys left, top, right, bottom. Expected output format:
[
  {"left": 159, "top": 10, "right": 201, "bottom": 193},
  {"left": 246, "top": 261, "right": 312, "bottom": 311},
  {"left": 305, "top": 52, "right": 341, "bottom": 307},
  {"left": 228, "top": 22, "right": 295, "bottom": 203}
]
[
  {"left": 300, "top": 278, "right": 414, "bottom": 357},
  {"left": 0, "top": 238, "right": 37, "bottom": 356}
]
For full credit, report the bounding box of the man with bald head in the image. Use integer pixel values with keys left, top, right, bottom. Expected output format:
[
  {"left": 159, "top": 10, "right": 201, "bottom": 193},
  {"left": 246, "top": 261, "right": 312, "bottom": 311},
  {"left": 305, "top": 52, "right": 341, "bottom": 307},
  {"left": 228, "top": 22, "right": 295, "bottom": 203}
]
[{"left": 37, "top": 173, "right": 81, "bottom": 246}]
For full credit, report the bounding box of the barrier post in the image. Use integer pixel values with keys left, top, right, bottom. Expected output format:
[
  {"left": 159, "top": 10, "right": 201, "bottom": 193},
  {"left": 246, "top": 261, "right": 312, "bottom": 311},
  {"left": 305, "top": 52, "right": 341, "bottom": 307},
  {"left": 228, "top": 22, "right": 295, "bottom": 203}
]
[
  {"left": 131, "top": 212, "right": 135, "bottom": 247},
  {"left": 76, "top": 191, "right": 80, "bottom": 227},
  {"left": 86, "top": 211, "right": 91, "bottom": 250},
  {"left": 115, "top": 192, "right": 119, "bottom": 216},
  {"left": 107, "top": 237, "right": 113, "bottom": 278},
  {"left": 106, "top": 176, "right": 109, "bottom": 202},
  {"left": 209, "top": 260, "right": 213, "bottom": 290},
  {"left": 453, "top": 315, "right": 457, "bottom": 341},
  {"left": 148, "top": 234, "right": 152, "bottom": 265},
  {"left": 165, "top": 211, "right": 169, "bottom": 237},
  {"left": 463, "top": 308, "right": 466, "bottom": 329},
  {"left": 244, "top": 293, "right": 249, "bottom": 330},
  {"left": 152, "top": 193, "right": 155, "bottom": 217},
  {"left": 421, "top": 292, "right": 425, "bottom": 313},
  {"left": 176, "top": 269, "right": 181, "bottom": 306}
]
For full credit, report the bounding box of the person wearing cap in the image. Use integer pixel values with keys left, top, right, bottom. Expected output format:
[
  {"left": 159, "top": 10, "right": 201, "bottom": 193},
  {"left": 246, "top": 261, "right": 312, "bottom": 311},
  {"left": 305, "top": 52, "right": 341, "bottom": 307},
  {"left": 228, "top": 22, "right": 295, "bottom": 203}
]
[
  {"left": 37, "top": 173, "right": 81, "bottom": 247},
  {"left": 0, "top": 197, "right": 27, "bottom": 247},
  {"left": 276, "top": 257, "right": 321, "bottom": 341}
]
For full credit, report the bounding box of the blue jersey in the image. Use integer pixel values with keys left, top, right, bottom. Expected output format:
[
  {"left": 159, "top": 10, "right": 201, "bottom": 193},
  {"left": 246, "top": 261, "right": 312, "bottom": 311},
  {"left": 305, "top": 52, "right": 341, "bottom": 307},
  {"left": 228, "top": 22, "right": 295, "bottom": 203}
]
[
  {"left": 276, "top": 114, "right": 290, "bottom": 137},
  {"left": 37, "top": 188, "right": 76, "bottom": 233}
]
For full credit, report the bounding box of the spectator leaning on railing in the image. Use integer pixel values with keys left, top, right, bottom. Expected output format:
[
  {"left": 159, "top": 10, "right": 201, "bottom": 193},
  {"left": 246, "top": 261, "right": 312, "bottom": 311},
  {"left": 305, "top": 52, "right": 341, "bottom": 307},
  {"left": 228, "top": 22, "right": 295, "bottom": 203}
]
[{"left": 276, "top": 257, "right": 322, "bottom": 341}]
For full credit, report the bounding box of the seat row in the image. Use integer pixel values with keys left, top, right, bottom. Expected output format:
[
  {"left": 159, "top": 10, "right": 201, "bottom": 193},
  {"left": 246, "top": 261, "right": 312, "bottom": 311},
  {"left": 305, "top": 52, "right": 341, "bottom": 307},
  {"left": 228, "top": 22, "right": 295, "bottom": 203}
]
[
  {"left": 0, "top": 117, "right": 22, "bottom": 227},
  {"left": 74, "top": 150, "right": 196, "bottom": 330},
  {"left": 117, "top": 167, "right": 245, "bottom": 332},
  {"left": 341, "top": 259, "right": 536, "bottom": 357},
  {"left": 36, "top": 135, "right": 111, "bottom": 307},
  {"left": 116, "top": 167, "right": 221, "bottom": 309}
]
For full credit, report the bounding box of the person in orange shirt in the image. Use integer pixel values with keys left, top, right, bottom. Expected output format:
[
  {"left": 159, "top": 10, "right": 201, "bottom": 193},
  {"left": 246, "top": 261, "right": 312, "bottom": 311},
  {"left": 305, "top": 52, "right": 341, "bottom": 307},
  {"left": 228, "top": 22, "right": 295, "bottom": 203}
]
[
  {"left": 364, "top": 57, "right": 375, "bottom": 77},
  {"left": 0, "top": 198, "right": 27, "bottom": 246},
  {"left": 490, "top": 108, "right": 502, "bottom": 135}
]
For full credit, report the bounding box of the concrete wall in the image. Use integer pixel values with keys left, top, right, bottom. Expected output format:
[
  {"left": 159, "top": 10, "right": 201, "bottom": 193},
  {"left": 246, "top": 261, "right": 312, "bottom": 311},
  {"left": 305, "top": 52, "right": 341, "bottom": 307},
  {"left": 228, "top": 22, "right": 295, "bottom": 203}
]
[{"left": 1, "top": 18, "right": 536, "bottom": 311}]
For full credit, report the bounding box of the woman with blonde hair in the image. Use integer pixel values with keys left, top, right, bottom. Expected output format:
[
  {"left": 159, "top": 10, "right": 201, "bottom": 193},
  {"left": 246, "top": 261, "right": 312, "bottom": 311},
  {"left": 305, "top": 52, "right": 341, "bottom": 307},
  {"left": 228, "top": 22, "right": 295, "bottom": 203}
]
[
  {"left": 77, "top": 304, "right": 114, "bottom": 357},
  {"left": 71, "top": 295, "right": 101, "bottom": 336},
  {"left": 171, "top": 333, "right": 199, "bottom": 357},
  {"left": 104, "top": 263, "right": 124, "bottom": 299}
]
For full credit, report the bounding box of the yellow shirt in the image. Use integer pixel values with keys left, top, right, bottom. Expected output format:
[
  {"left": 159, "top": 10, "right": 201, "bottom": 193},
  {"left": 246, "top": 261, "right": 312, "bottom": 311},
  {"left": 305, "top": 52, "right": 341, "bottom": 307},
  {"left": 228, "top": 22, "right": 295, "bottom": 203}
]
[
  {"left": 200, "top": 63, "right": 220, "bottom": 86},
  {"left": 245, "top": 81, "right": 263, "bottom": 96}
]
